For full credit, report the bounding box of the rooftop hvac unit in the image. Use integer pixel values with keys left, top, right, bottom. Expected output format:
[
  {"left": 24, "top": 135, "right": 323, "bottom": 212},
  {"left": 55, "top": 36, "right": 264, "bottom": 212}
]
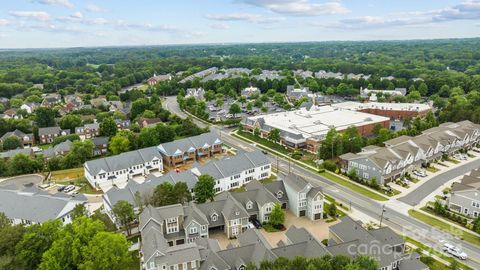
[
  {"left": 289, "top": 124, "right": 297, "bottom": 129},
  {"left": 364, "top": 117, "right": 373, "bottom": 122},
  {"left": 313, "top": 120, "right": 322, "bottom": 125}
]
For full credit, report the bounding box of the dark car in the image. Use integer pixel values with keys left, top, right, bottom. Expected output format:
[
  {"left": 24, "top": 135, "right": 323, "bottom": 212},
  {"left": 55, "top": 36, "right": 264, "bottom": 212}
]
[
  {"left": 262, "top": 150, "right": 268, "bottom": 155},
  {"left": 249, "top": 217, "right": 262, "bottom": 229},
  {"left": 57, "top": 185, "right": 66, "bottom": 192}
]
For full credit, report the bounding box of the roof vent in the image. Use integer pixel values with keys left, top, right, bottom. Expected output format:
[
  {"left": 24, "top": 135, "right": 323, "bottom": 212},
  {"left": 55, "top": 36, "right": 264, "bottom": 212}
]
[{"left": 364, "top": 117, "right": 373, "bottom": 122}]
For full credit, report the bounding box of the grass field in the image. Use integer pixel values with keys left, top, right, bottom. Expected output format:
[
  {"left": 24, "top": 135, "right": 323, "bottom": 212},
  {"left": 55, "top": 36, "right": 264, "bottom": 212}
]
[
  {"left": 320, "top": 172, "right": 388, "bottom": 201},
  {"left": 408, "top": 209, "right": 480, "bottom": 247},
  {"left": 50, "top": 167, "right": 84, "bottom": 181}
]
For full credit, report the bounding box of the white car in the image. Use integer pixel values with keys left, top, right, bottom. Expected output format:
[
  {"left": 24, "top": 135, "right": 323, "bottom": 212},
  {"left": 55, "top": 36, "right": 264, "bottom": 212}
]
[
  {"left": 247, "top": 222, "right": 255, "bottom": 229},
  {"left": 413, "top": 170, "right": 427, "bottom": 177},
  {"left": 451, "top": 248, "right": 468, "bottom": 260},
  {"left": 454, "top": 154, "right": 467, "bottom": 160},
  {"left": 63, "top": 185, "right": 76, "bottom": 193}
]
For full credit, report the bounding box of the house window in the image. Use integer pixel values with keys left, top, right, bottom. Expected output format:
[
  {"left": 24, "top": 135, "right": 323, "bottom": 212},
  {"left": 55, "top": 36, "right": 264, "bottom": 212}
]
[
  {"left": 183, "top": 263, "right": 187, "bottom": 269},
  {"left": 201, "top": 225, "right": 206, "bottom": 230},
  {"left": 191, "top": 261, "right": 196, "bottom": 268},
  {"left": 190, "top": 227, "right": 197, "bottom": 234},
  {"left": 265, "top": 206, "right": 272, "bottom": 212}
]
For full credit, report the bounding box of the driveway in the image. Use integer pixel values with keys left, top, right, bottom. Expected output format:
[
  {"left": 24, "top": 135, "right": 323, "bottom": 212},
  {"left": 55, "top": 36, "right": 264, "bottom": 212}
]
[
  {"left": 399, "top": 157, "right": 480, "bottom": 206},
  {"left": 0, "top": 174, "right": 44, "bottom": 189},
  {"left": 259, "top": 211, "right": 338, "bottom": 247}
]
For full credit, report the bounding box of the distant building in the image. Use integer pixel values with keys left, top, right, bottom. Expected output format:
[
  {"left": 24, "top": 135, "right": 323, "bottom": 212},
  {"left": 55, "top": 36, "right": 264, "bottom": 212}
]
[
  {"left": 241, "top": 86, "right": 260, "bottom": 98},
  {"left": 286, "top": 85, "right": 311, "bottom": 100},
  {"left": 0, "top": 129, "right": 35, "bottom": 148},
  {"left": 38, "top": 127, "right": 70, "bottom": 144},
  {"left": 186, "top": 88, "right": 205, "bottom": 100},
  {"left": 448, "top": 169, "right": 480, "bottom": 218},
  {"left": 147, "top": 73, "right": 172, "bottom": 86},
  {"left": 331, "top": 101, "right": 432, "bottom": 120},
  {"left": 360, "top": 87, "right": 407, "bottom": 97}
]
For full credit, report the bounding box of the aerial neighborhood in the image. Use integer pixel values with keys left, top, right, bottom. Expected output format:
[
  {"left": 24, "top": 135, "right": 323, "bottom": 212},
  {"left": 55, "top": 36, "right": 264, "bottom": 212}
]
[{"left": 1, "top": 5, "right": 480, "bottom": 268}]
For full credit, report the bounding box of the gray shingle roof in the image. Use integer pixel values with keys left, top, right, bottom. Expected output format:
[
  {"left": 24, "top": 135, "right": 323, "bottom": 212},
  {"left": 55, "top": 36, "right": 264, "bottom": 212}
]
[
  {"left": 0, "top": 186, "right": 86, "bottom": 223},
  {"left": 158, "top": 132, "right": 221, "bottom": 156},
  {"left": 85, "top": 146, "right": 161, "bottom": 175},
  {"left": 38, "top": 126, "right": 62, "bottom": 136}
]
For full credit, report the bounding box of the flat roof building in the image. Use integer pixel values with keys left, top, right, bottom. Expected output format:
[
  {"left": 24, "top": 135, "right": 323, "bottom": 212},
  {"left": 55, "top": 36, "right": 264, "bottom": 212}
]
[
  {"left": 331, "top": 101, "right": 432, "bottom": 120},
  {"left": 242, "top": 105, "right": 390, "bottom": 153}
]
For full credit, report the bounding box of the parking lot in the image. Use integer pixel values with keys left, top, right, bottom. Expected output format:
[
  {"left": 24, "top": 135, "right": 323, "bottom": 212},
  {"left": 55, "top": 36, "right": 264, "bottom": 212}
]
[{"left": 0, "top": 174, "right": 44, "bottom": 189}]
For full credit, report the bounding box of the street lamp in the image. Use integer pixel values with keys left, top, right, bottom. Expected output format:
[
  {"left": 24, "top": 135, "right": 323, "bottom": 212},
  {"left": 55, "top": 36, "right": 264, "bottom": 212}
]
[{"left": 379, "top": 204, "right": 387, "bottom": 227}]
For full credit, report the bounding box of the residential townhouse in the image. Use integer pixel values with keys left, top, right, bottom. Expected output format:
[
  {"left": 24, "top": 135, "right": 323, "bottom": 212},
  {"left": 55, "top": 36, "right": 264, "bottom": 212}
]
[
  {"left": 191, "top": 150, "right": 271, "bottom": 193},
  {"left": 75, "top": 122, "right": 100, "bottom": 139},
  {"left": 158, "top": 132, "right": 223, "bottom": 167},
  {"left": 147, "top": 73, "right": 172, "bottom": 86},
  {"left": 42, "top": 139, "right": 73, "bottom": 159},
  {"left": 20, "top": 102, "right": 40, "bottom": 114},
  {"left": 179, "top": 67, "right": 218, "bottom": 84},
  {"left": 0, "top": 185, "right": 87, "bottom": 226},
  {"left": 281, "top": 173, "right": 324, "bottom": 220},
  {"left": 0, "top": 129, "right": 35, "bottom": 147},
  {"left": 448, "top": 169, "right": 480, "bottom": 218},
  {"left": 327, "top": 216, "right": 422, "bottom": 270},
  {"left": 186, "top": 88, "right": 205, "bottom": 100},
  {"left": 1, "top": 108, "right": 22, "bottom": 119},
  {"left": 103, "top": 153, "right": 273, "bottom": 222},
  {"left": 140, "top": 213, "right": 426, "bottom": 270},
  {"left": 41, "top": 93, "right": 62, "bottom": 107},
  {"left": 139, "top": 179, "right": 286, "bottom": 245},
  {"left": 0, "top": 148, "right": 34, "bottom": 160},
  {"left": 115, "top": 118, "right": 131, "bottom": 130},
  {"left": 38, "top": 126, "right": 70, "bottom": 144},
  {"left": 91, "top": 136, "right": 109, "bottom": 156},
  {"left": 360, "top": 87, "right": 407, "bottom": 97},
  {"left": 84, "top": 146, "right": 164, "bottom": 191},
  {"left": 339, "top": 120, "right": 480, "bottom": 185},
  {"left": 138, "top": 117, "right": 162, "bottom": 128},
  {"left": 241, "top": 86, "right": 260, "bottom": 98}
]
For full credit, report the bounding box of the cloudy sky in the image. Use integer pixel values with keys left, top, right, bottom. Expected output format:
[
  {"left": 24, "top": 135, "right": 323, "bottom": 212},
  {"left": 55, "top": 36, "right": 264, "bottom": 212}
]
[{"left": 0, "top": 0, "right": 479, "bottom": 48}]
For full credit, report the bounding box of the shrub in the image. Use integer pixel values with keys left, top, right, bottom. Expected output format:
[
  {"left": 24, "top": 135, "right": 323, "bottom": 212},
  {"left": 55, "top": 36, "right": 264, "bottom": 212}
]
[{"left": 322, "top": 160, "right": 338, "bottom": 172}]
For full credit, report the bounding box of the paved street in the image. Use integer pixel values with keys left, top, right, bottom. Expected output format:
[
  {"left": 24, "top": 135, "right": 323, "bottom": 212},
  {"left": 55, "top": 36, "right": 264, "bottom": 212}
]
[
  {"left": 0, "top": 174, "right": 44, "bottom": 189},
  {"left": 162, "top": 96, "right": 208, "bottom": 128},
  {"left": 164, "top": 96, "right": 480, "bottom": 269},
  {"left": 399, "top": 158, "right": 480, "bottom": 206}
]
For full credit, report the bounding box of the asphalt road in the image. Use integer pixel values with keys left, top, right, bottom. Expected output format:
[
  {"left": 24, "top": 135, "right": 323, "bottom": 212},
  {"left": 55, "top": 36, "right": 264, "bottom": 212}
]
[
  {"left": 163, "top": 96, "right": 208, "bottom": 129},
  {"left": 0, "top": 174, "right": 44, "bottom": 189},
  {"left": 399, "top": 158, "right": 480, "bottom": 206},
  {"left": 163, "top": 96, "right": 480, "bottom": 268}
]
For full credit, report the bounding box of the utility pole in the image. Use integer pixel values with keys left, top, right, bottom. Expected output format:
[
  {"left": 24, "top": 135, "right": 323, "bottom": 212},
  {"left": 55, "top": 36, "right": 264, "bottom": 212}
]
[{"left": 379, "top": 205, "right": 386, "bottom": 227}]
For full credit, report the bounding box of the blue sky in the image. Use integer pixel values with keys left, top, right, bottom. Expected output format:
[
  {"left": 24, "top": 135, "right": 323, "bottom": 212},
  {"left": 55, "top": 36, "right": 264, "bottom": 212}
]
[{"left": 0, "top": 0, "right": 479, "bottom": 48}]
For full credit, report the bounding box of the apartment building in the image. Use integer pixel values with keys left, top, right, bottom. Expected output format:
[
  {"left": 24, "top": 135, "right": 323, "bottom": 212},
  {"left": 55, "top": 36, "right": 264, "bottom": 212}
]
[
  {"left": 84, "top": 146, "right": 164, "bottom": 191},
  {"left": 340, "top": 120, "right": 480, "bottom": 185},
  {"left": 158, "top": 132, "right": 223, "bottom": 167},
  {"left": 75, "top": 122, "right": 100, "bottom": 140}
]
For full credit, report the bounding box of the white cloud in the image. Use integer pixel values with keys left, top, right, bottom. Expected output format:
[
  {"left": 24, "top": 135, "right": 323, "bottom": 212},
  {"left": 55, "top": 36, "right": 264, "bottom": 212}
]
[
  {"left": 35, "top": 0, "right": 74, "bottom": 9},
  {"left": 85, "top": 4, "right": 105, "bottom": 13},
  {"left": 237, "top": 0, "right": 349, "bottom": 16},
  {"left": 70, "top": 12, "right": 83, "bottom": 19},
  {"left": 0, "top": 19, "right": 10, "bottom": 27},
  {"left": 206, "top": 13, "right": 284, "bottom": 24},
  {"left": 210, "top": 23, "right": 230, "bottom": 30},
  {"left": 324, "top": 0, "right": 480, "bottom": 29},
  {"left": 9, "top": 11, "right": 51, "bottom": 21}
]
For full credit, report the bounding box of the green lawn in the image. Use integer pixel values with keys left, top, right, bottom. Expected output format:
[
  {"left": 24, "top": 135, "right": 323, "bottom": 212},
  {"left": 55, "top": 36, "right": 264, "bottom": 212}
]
[
  {"left": 408, "top": 209, "right": 480, "bottom": 247},
  {"left": 49, "top": 168, "right": 102, "bottom": 194},
  {"left": 127, "top": 251, "right": 140, "bottom": 270},
  {"left": 320, "top": 172, "right": 388, "bottom": 201},
  {"left": 405, "top": 236, "right": 473, "bottom": 270},
  {"left": 235, "top": 131, "right": 292, "bottom": 155},
  {"left": 426, "top": 166, "right": 440, "bottom": 173}
]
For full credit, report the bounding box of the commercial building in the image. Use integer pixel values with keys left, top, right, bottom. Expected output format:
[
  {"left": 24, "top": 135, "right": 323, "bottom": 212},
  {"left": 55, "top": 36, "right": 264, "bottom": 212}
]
[
  {"left": 332, "top": 101, "right": 432, "bottom": 120},
  {"left": 242, "top": 105, "right": 390, "bottom": 153}
]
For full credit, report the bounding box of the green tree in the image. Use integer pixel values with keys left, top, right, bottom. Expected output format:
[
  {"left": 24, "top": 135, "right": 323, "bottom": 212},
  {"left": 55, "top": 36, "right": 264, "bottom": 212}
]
[
  {"left": 99, "top": 117, "right": 117, "bottom": 137},
  {"left": 63, "top": 140, "right": 94, "bottom": 168},
  {"left": 138, "top": 127, "right": 160, "bottom": 147},
  {"left": 109, "top": 134, "right": 130, "bottom": 155},
  {"left": 112, "top": 200, "right": 135, "bottom": 236},
  {"left": 216, "top": 97, "right": 224, "bottom": 107},
  {"left": 155, "top": 124, "right": 176, "bottom": 143},
  {"left": 229, "top": 103, "right": 241, "bottom": 118},
  {"left": 153, "top": 182, "right": 176, "bottom": 207},
  {"left": 194, "top": 174, "right": 215, "bottom": 203},
  {"left": 2, "top": 136, "right": 21, "bottom": 150},
  {"left": 71, "top": 204, "right": 88, "bottom": 220},
  {"left": 268, "top": 128, "right": 281, "bottom": 143},
  {"left": 174, "top": 182, "right": 192, "bottom": 204},
  {"left": 269, "top": 203, "right": 285, "bottom": 226},
  {"left": 59, "top": 115, "right": 82, "bottom": 133},
  {"left": 0, "top": 212, "right": 10, "bottom": 229},
  {"left": 35, "top": 107, "right": 56, "bottom": 127},
  {"left": 328, "top": 201, "right": 337, "bottom": 217},
  {"left": 8, "top": 153, "right": 43, "bottom": 176},
  {"left": 79, "top": 232, "right": 131, "bottom": 270},
  {"left": 15, "top": 220, "right": 62, "bottom": 269}
]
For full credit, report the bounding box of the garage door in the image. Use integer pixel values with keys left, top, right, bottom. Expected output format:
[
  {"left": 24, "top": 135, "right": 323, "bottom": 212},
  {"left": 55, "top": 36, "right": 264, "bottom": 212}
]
[
  {"left": 299, "top": 210, "right": 306, "bottom": 217},
  {"left": 176, "top": 239, "right": 185, "bottom": 245},
  {"left": 281, "top": 203, "right": 287, "bottom": 209},
  {"left": 314, "top": 213, "right": 321, "bottom": 220}
]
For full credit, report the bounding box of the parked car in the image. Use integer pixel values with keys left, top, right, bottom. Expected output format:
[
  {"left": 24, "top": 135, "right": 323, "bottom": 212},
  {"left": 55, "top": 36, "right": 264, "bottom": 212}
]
[
  {"left": 442, "top": 242, "right": 468, "bottom": 260},
  {"left": 249, "top": 217, "right": 262, "bottom": 229},
  {"left": 247, "top": 222, "right": 255, "bottom": 229},
  {"left": 413, "top": 170, "right": 427, "bottom": 177},
  {"left": 63, "top": 185, "right": 75, "bottom": 193},
  {"left": 57, "top": 185, "right": 66, "bottom": 192}
]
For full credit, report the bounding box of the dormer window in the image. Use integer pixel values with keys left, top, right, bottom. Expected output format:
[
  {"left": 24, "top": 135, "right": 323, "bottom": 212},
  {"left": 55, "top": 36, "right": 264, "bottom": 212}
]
[
  {"left": 277, "top": 191, "right": 283, "bottom": 198},
  {"left": 235, "top": 211, "right": 240, "bottom": 216},
  {"left": 211, "top": 213, "right": 218, "bottom": 222},
  {"left": 246, "top": 201, "right": 253, "bottom": 210}
]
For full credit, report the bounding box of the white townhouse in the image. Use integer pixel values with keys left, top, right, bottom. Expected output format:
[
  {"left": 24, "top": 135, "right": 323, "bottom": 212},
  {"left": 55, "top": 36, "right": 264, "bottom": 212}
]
[
  {"left": 191, "top": 150, "right": 271, "bottom": 193},
  {"left": 84, "top": 146, "right": 163, "bottom": 191},
  {"left": 282, "top": 173, "right": 324, "bottom": 220},
  {"left": 0, "top": 186, "right": 87, "bottom": 226}
]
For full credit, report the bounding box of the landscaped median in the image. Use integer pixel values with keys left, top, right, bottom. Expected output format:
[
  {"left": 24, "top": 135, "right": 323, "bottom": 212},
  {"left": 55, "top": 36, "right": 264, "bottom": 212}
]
[
  {"left": 408, "top": 209, "right": 480, "bottom": 247},
  {"left": 232, "top": 130, "right": 389, "bottom": 201}
]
